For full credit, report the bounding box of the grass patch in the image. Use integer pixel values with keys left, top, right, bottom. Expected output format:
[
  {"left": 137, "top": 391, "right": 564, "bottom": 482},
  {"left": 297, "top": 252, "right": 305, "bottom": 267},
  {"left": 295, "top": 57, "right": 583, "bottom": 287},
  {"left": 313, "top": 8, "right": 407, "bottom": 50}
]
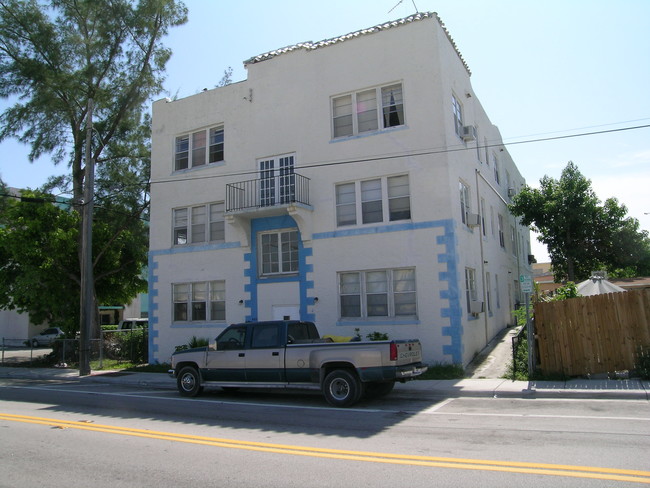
[{"left": 416, "top": 362, "right": 464, "bottom": 380}]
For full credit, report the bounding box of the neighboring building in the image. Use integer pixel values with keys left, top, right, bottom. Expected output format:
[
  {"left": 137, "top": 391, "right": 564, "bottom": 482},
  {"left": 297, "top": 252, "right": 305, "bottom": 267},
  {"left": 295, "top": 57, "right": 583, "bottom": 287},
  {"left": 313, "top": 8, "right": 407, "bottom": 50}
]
[
  {"left": 148, "top": 12, "right": 532, "bottom": 365},
  {"left": 532, "top": 262, "right": 562, "bottom": 295}
]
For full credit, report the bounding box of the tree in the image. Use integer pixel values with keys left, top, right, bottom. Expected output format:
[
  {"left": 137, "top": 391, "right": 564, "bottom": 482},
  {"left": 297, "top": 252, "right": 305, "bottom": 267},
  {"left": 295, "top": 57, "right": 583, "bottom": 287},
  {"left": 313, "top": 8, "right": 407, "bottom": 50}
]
[
  {"left": 510, "top": 162, "right": 650, "bottom": 282},
  {"left": 0, "top": 188, "right": 148, "bottom": 333},
  {"left": 0, "top": 1, "right": 186, "bottom": 339}
]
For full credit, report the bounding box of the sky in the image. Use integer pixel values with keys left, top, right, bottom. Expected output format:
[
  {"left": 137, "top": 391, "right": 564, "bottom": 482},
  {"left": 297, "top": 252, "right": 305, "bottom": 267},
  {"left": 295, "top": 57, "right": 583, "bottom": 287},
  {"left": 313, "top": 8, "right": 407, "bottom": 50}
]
[{"left": 1, "top": 0, "right": 649, "bottom": 263}]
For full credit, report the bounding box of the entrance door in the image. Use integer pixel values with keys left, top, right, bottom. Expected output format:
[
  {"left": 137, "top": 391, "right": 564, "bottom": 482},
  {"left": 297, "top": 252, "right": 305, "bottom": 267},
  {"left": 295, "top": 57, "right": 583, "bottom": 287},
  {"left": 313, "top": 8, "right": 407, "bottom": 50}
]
[{"left": 259, "top": 154, "right": 295, "bottom": 207}]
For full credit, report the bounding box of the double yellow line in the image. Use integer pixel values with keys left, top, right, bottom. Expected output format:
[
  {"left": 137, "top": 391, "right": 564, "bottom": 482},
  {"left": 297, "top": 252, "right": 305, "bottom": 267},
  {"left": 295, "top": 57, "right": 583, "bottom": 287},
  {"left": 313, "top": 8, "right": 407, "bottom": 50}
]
[{"left": 2, "top": 412, "right": 649, "bottom": 484}]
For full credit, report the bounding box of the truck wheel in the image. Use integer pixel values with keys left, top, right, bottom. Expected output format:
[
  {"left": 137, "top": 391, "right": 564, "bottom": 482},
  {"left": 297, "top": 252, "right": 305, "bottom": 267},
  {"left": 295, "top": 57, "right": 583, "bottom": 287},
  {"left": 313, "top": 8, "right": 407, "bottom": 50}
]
[
  {"left": 365, "top": 381, "right": 395, "bottom": 398},
  {"left": 323, "top": 369, "right": 363, "bottom": 407},
  {"left": 177, "top": 366, "right": 202, "bottom": 397}
]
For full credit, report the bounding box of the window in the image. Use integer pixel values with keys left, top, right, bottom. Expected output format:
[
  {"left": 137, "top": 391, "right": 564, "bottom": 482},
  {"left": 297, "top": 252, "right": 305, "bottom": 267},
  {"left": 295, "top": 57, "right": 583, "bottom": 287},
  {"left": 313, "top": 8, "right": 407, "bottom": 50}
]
[
  {"left": 258, "top": 154, "right": 295, "bottom": 207},
  {"left": 332, "top": 83, "right": 404, "bottom": 138},
  {"left": 339, "top": 268, "right": 416, "bottom": 319},
  {"left": 173, "top": 281, "right": 225, "bottom": 322},
  {"left": 480, "top": 198, "right": 487, "bottom": 236},
  {"left": 335, "top": 175, "right": 411, "bottom": 227},
  {"left": 174, "top": 126, "right": 224, "bottom": 171},
  {"left": 492, "top": 152, "right": 500, "bottom": 184},
  {"left": 452, "top": 94, "right": 463, "bottom": 138},
  {"left": 173, "top": 202, "right": 225, "bottom": 246},
  {"left": 485, "top": 272, "right": 492, "bottom": 313},
  {"left": 498, "top": 214, "right": 505, "bottom": 248},
  {"left": 217, "top": 325, "right": 246, "bottom": 350},
  {"left": 459, "top": 181, "right": 471, "bottom": 226},
  {"left": 260, "top": 229, "right": 299, "bottom": 276},
  {"left": 251, "top": 324, "right": 281, "bottom": 349},
  {"left": 465, "top": 268, "right": 477, "bottom": 314}
]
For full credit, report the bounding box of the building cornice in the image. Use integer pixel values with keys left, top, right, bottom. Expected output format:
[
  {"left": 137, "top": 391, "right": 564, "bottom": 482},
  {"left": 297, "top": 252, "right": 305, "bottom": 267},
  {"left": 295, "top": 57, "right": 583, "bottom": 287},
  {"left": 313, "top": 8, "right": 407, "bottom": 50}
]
[{"left": 243, "top": 11, "right": 471, "bottom": 75}]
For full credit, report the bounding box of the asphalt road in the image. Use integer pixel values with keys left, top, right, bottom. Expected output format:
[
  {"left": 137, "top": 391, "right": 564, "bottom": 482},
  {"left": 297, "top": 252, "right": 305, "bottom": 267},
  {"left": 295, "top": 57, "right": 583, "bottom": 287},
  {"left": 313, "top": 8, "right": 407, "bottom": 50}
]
[{"left": 0, "top": 377, "right": 648, "bottom": 487}]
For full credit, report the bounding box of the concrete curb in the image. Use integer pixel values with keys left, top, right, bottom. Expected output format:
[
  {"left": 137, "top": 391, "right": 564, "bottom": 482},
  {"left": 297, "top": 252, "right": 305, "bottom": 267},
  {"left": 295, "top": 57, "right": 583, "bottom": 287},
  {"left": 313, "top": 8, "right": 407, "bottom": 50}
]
[{"left": 2, "top": 367, "right": 648, "bottom": 401}]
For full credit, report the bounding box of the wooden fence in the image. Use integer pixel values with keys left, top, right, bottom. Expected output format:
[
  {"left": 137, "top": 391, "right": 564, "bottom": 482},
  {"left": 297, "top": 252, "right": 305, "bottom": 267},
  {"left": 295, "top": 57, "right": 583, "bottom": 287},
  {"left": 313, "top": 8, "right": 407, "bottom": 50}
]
[{"left": 534, "top": 288, "right": 650, "bottom": 376}]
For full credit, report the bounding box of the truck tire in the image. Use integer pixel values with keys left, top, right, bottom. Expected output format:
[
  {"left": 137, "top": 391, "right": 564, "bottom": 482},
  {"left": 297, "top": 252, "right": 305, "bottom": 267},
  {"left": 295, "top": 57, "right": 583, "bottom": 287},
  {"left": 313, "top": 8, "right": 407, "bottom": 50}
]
[
  {"left": 177, "top": 366, "right": 202, "bottom": 397},
  {"left": 364, "top": 381, "right": 395, "bottom": 398},
  {"left": 322, "top": 369, "right": 363, "bottom": 407}
]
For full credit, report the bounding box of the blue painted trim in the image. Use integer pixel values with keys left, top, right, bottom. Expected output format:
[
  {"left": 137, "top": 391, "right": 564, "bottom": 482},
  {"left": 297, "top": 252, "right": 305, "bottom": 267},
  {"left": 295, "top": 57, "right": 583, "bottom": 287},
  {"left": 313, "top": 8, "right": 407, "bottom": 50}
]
[
  {"left": 312, "top": 220, "right": 446, "bottom": 240},
  {"left": 248, "top": 216, "right": 314, "bottom": 322},
  {"left": 147, "top": 254, "right": 159, "bottom": 363},
  {"left": 435, "top": 220, "right": 463, "bottom": 364},
  {"left": 149, "top": 240, "right": 240, "bottom": 257}
]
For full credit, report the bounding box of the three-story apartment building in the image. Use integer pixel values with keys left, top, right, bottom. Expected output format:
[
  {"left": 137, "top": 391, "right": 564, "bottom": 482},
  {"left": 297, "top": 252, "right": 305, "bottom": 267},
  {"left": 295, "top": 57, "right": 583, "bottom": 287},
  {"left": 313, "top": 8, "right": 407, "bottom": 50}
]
[{"left": 148, "top": 12, "right": 532, "bottom": 365}]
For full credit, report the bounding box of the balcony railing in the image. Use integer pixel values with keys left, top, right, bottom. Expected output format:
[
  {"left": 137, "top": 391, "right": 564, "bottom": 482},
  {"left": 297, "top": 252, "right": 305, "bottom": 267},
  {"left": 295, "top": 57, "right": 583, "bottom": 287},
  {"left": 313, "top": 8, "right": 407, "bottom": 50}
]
[{"left": 226, "top": 173, "right": 310, "bottom": 213}]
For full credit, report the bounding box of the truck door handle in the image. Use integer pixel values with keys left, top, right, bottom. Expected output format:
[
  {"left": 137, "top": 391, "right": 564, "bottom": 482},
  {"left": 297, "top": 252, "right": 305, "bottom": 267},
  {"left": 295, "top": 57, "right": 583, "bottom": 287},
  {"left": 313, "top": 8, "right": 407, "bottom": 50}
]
[
  {"left": 272, "top": 352, "right": 279, "bottom": 356},
  {"left": 239, "top": 353, "right": 245, "bottom": 357}
]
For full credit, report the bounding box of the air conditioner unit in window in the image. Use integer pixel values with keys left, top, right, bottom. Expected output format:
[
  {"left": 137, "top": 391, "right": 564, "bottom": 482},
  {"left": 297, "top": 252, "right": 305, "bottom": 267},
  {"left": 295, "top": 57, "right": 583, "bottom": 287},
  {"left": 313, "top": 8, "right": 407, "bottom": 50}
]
[
  {"left": 470, "top": 300, "right": 484, "bottom": 314},
  {"left": 462, "top": 125, "right": 477, "bottom": 142},
  {"left": 508, "top": 187, "right": 516, "bottom": 197},
  {"left": 466, "top": 213, "right": 481, "bottom": 227}
]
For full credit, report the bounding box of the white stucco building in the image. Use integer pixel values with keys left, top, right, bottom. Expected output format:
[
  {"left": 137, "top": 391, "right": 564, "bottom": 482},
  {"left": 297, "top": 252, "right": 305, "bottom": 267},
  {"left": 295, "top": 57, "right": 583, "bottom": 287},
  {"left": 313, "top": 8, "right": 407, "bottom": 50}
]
[{"left": 148, "top": 12, "right": 532, "bottom": 365}]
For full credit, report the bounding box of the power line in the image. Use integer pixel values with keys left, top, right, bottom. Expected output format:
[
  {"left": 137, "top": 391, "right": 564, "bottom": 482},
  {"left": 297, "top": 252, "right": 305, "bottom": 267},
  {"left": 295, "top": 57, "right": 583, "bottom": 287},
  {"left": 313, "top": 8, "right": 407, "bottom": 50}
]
[{"left": 149, "top": 122, "right": 650, "bottom": 186}]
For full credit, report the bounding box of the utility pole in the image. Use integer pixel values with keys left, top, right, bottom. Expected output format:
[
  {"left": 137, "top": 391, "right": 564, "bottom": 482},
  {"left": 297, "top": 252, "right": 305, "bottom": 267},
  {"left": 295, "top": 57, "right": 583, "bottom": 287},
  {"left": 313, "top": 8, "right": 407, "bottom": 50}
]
[{"left": 79, "top": 99, "right": 94, "bottom": 376}]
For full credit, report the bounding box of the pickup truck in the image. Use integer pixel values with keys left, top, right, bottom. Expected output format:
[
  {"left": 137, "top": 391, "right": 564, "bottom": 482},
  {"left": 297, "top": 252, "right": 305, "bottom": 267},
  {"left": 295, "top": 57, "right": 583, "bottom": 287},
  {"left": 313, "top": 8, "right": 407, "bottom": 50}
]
[{"left": 169, "top": 320, "right": 427, "bottom": 407}]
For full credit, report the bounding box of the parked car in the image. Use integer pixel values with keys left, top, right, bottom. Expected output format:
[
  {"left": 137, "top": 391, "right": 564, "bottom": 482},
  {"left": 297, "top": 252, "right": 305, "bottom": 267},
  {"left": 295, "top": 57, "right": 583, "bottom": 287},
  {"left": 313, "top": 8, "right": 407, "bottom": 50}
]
[
  {"left": 117, "top": 318, "right": 148, "bottom": 330},
  {"left": 31, "top": 327, "right": 64, "bottom": 347},
  {"left": 169, "top": 320, "right": 427, "bottom": 407}
]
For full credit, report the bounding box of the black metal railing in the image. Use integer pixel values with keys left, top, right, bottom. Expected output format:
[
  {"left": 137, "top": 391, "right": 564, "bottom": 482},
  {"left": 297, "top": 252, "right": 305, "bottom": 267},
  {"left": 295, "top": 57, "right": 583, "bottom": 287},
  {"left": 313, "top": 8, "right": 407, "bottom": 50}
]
[{"left": 226, "top": 173, "right": 310, "bottom": 212}]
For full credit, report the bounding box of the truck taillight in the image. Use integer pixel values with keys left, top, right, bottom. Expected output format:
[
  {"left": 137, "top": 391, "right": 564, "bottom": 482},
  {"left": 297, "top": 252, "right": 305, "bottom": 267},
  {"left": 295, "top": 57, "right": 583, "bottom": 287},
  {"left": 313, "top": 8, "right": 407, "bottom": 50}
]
[{"left": 390, "top": 342, "right": 397, "bottom": 361}]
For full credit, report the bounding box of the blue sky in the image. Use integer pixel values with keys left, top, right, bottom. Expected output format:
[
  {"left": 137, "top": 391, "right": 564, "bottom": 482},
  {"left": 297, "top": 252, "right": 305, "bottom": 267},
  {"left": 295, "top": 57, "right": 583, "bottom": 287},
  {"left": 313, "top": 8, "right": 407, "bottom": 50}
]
[{"left": 1, "top": 0, "right": 649, "bottom": 262}]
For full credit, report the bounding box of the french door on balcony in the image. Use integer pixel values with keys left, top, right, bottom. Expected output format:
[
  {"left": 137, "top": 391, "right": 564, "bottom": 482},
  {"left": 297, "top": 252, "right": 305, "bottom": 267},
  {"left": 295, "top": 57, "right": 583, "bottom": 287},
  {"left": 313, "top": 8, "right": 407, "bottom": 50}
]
[{"left": 259, "top": 154, "right": 295, "bottom": 207}]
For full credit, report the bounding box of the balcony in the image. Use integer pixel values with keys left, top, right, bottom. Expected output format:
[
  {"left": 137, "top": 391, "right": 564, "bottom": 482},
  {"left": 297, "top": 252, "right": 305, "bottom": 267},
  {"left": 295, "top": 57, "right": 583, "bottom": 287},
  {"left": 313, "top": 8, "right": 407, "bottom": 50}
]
[{"left": 226, "top": 173, "right": 310, "bottom": 214}]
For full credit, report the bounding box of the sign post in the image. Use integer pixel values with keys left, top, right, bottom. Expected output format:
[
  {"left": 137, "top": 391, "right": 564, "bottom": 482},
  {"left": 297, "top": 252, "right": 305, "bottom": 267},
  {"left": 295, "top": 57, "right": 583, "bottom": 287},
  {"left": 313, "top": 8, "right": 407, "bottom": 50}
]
[{"left": 519, "top": 274, "right": 535, "bottom": 376}]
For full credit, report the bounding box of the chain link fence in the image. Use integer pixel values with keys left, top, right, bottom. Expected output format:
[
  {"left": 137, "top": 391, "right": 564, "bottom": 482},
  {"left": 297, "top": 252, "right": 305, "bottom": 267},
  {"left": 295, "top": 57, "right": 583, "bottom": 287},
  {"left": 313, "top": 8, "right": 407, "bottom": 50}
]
[{"left": 1, "top": 329, "right": 148, "bottom": 367}]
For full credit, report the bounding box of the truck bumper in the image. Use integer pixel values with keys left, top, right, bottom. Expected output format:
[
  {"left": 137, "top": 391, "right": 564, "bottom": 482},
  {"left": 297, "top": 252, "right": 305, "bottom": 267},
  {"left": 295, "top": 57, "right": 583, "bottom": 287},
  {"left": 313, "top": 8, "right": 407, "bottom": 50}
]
[
  {"left": 396, "top": 362, "right": 428, "bottom": 380},
  {"left": 358, "top": 363, "right": 428, "bottom": 382}
]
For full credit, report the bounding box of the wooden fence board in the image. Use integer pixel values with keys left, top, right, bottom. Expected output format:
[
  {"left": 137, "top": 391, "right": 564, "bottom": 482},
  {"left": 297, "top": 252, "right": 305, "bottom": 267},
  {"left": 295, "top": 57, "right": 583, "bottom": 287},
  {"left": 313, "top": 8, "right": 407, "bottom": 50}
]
[{"left": 535, "top": 289, "right": 650, "bottom": 376}]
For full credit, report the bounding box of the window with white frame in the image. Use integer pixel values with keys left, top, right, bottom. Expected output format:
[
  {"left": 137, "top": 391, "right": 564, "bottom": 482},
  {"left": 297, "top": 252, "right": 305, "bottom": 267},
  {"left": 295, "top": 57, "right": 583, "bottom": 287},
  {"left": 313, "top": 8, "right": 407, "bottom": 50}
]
[
  {"left": 339, "top": 268, "right": 416, "bottom": 319},
  {"left": 452, "top": 94, "right": 463, "bottom": 138},
  {"left": 174, "top": 126, "right": 224, "bottom": 171},
  {"left": 465, "top": 268, "right": 477, "bottom": 313},
  {"left": 259, "top": 229, "right": 299, "bottom": 276},
  {"left": 173, "top": 280, "right": 225, "bottom": 322},
  {"left": 332, "top": 83, "right": 404, "bottom": 138},
  {"left": 459, "top": 180, "right": 471, "bottom": 226},
  {"left": 173, "top": 202, "right": 225, "bottom": 246},
  {"left": 335, "top": 175, "right": 411, "bottom": 227}
]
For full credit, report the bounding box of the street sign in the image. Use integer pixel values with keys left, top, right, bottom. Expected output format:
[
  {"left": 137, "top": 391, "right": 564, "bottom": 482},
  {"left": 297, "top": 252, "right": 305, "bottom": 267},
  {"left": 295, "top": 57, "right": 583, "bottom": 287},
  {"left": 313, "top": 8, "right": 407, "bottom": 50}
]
[{"left": 519, "top": 274, "right": 533, "bottom": 293}]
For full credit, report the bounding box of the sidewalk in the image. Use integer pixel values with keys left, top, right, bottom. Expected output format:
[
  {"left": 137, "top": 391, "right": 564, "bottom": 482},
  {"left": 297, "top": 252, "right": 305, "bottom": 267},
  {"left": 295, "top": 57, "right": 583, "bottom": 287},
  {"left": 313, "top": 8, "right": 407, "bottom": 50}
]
[{"left": 1, "top": 367, "right": 648, "bottom": 401}]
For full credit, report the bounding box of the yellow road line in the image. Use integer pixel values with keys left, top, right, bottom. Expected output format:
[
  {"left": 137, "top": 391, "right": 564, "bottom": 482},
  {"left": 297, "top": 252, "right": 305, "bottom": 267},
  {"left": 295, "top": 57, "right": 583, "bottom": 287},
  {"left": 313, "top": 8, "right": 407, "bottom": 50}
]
[{"left": 2, "top": 412, "right": 649, "bottom": 484}]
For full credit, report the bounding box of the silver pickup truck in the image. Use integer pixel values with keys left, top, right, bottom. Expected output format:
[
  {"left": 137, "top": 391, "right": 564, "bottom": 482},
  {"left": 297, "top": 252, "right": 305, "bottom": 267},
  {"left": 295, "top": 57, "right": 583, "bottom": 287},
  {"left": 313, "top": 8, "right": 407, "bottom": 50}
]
[{"left": 169, "top": 320, "right": 427, "bottom": 407}]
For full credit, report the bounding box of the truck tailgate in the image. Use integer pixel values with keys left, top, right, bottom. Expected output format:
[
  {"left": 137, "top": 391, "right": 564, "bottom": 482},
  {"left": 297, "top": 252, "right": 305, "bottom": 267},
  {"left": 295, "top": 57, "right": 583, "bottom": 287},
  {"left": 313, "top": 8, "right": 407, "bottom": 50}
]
[{"left": 393, "top": 340, "right": 423, "bottom": 365}]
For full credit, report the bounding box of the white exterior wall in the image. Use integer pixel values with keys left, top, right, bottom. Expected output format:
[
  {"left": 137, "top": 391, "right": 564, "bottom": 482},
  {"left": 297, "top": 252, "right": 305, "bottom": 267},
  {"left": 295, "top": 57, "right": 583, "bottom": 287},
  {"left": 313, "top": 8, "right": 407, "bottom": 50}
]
[{"left": 149, "top": 13, "right": 531, "bottom": 365}]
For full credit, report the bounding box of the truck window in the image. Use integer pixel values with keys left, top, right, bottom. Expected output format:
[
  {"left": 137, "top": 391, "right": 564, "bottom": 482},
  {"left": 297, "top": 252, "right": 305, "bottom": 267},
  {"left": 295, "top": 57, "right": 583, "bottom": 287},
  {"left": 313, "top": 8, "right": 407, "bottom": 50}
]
[
  {"left": 216, "top": 326, "right": 247, "bottom": 350},
  {"left": 251, "top": 324, "right": 281, "bottom": 348},
  {"left": 287, "top": 322, "right": 319, "bottom": 343}
]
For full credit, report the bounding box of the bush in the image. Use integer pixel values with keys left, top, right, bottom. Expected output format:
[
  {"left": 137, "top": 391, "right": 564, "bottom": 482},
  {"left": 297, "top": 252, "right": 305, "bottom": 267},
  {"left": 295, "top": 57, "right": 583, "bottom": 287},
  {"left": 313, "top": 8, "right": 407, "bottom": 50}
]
[
  {"left": 637, "top": 345, "right": 650, "bottom": 380},
  {"left": 366, "top": 331, "right": 389, "bottom": 341},
  {"left": 175, "top": 336, "right": 209, "bottom": 352}
]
